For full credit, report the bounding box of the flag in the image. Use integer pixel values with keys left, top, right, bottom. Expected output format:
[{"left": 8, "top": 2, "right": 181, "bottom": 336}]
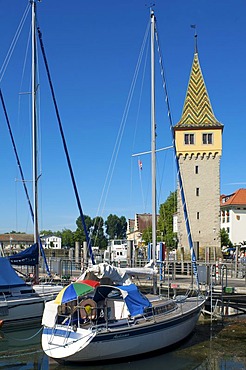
[{"left": 138, "top": 159, "right": 143, "bottom": 170}]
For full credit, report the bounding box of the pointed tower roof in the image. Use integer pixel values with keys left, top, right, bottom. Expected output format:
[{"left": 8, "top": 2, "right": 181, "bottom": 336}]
[{"left": 176, "top": 50, "right": 223, "bottom": 128}]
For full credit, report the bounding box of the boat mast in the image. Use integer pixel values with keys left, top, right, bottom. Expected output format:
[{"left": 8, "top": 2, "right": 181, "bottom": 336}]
[
  {"left": 32, "top": 0, "right": 39, "bottom": 282},
  {"left": 150, "top": 10, "right": 156, "bottom": 265}
]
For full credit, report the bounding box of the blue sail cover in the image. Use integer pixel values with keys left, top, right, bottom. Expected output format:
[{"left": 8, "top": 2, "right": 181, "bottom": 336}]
[
  {"left": 8, "top": 243, "right": 39, "bottom": 266},
  {"left": 118, "top": 284, "right": 152, "bottom": 316},
  {"left": 0, "top": 257, "right": 27, "bottom": 288}
]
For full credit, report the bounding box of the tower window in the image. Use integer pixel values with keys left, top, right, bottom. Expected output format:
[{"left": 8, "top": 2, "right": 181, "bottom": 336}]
[
  {"left": 195, "top": 165, "right": 199, "bottom": 174},
  {"left": 184, "top": 133, "right": 194, "bottom": 145},
  {"left": 197, "top": 212, "right": 200, "bottom": 220},
  {"left": 202, "top": 133, "right": 213, "bottom": 144},
  {"left": 196, "top": 188, "right": 200, "bottom": 196}
]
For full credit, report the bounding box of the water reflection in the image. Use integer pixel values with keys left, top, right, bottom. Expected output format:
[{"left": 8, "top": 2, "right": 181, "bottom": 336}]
[{"left": 1, "top": 320, "right": 246, "bottom": 370}]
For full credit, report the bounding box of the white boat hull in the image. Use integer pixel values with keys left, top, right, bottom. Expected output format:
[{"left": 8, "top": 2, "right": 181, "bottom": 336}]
[
  {"left": 0, "top": 285, "right": 62, "bottom": 328},
  {"left": 42, "top": 298, "right": 204, "bottom": 363}
]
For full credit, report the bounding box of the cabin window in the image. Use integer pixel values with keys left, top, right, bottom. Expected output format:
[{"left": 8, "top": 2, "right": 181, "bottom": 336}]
[
  {"left": 184, "top": 133, "right": 194, "bottom": 145},
  {"left": 202, "top": 133, "right": 213, "bottom": 144},
  {"left": 195, "top": 165, "right": 199, "bottom": 174}
]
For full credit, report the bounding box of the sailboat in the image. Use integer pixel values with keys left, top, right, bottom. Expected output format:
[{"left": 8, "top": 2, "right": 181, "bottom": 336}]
[
  {"left": 0, "top": 0, "right": 63, "bottom": 329},
  {"left": 41, "top": 10, "right": 205, "bottom": 363}
]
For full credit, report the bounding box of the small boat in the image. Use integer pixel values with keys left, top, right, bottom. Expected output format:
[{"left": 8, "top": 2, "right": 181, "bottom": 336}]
[
  {"left": 0, "top": 257, "right": 61, "bottom": 329},
  {"left": 41, "top": 9, "right": 206, "bottom": 363},
  {"left": 41, "top": 263, "right": 204, "bottom": 363}
]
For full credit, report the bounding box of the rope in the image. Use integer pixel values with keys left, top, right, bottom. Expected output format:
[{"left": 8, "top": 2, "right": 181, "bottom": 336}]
[
  {"left": 154, "top": 17, "right": 199, "bottom": 289},
  {"left": 2, "top": 326, "right": 43, "bottom": 342}
]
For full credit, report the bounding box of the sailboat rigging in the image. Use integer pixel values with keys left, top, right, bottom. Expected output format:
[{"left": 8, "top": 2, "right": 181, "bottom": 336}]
[
  {"left": 41, "top": 8, "right": 205, "bottom": 363},
  {"left": 0, "top": 0, "right": 95, "bottom": 269},
  {"left": 153, "top": 13, "right": 199, "bottom": 288}
]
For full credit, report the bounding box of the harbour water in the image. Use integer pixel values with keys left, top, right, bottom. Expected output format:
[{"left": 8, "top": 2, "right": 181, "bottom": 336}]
[{"left": 1, "top": 317, "right": 246, "bottom": 370}]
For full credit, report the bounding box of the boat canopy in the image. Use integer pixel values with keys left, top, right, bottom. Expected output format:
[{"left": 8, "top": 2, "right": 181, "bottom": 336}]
[
  {"left": 93, "top": 284, "right": 151, "bottom": 317},
  {"left": 8, "top": 243, "right": 39, "bottom": 266},
  {"left": 0, "top": 257, "right": 27, "bottom": 288},
  {"left": 118, "top": 284, "right": 152, "bottom": 316}
]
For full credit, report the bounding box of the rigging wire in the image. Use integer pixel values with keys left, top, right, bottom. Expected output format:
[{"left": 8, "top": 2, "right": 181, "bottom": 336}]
[
  {"left": 93, "top": 19, "right": 150, "bottom": 249},
  {"left": 0, "top": 2, "right": 30, "bottom": 83},
  {"left": 96, "top": 19, "right": 151, "bottom": 219},
  {"left": 0, "top": 88, "right": 51, "bottom": 276},
  {"left": 154, "top": 18, "right": 199, "bottom": 288},
  {"left": 36, "top": 26, "right": 95, "bottom": 265},
  {"left": 130, "top": 29, "right": 150, "bottom": 214}
]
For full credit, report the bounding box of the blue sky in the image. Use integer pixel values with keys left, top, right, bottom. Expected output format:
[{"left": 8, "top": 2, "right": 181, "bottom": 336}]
[{"left": 0, "top": 0, "right": 245, "bottom": 234}]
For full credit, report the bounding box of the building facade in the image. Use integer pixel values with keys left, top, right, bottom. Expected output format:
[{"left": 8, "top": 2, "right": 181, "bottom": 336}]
[
  {"left": 0, "top": 233, "right": 34, "bottom": 252},
  {"left": 221, "top": 189, "right": 246, "bottom": 246},
  {"left": 41, "top": 235, "right": 62, "bottom": 249},
  {"left": 127, "top": 213, "right": 159, "bottom": 247},
  {"left": 173, "top": 42, "right": 223, "bottom": 258}
]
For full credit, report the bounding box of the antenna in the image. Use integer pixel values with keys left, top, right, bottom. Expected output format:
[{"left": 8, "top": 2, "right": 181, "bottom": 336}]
[{"left": 191, "top": 24, "right": 198, "bottom": 53}]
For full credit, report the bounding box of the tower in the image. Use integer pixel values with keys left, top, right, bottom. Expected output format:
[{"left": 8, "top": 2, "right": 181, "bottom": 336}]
[{"left": 174, "top": 37, "right": 223, "bottom": 259}]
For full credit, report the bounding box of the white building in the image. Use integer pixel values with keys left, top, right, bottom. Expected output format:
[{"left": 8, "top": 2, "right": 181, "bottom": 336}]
[
  {"left": 103, "top": 240, "right": 128, "bottom": 266},
  {"left": 220, "top": 189, "right": 246, "bottom": 246},
  {"left": 41, "top": 235, "right": 62, "bottom": 249}
]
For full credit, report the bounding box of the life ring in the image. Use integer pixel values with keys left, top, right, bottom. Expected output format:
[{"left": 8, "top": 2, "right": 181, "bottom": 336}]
[{"left": 80, "top": 298, "right": 97, "bottom": 320}]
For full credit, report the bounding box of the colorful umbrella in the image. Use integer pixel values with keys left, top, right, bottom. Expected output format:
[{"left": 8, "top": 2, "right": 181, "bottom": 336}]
[
  {"left": 77, "top": 279, "right": 100, "bottom": 288},
  {"left": 55, "top": 282, "right": 95, "bottom": 305}
]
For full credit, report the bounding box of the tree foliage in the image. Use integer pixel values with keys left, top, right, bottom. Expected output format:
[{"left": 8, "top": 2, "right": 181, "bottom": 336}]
[
  {"left": 105, "top": 214, "right": 127, "bottom": 239},
  {"left": 220, "top": 228, "right": 233, "bottom": 248},
  {"left": 61, "top": 228, "right": 75, "bottom": 248},
  {"left": 91, "top": 216, "right": 107, "bottom": 249},
  {"left": 75, "top": 215, "right": 93, "bottom": 245},
  {"left": 158, "top": 191, "right": 177, "bottom": 249},
  {"left": 142, "top": 226, "right": 152, "bottom": 244},
  {"left": 16, "top": 213, "right": 126, "bottom": 250}
]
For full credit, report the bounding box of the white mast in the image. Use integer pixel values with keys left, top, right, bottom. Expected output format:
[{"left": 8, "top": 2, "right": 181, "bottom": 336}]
[
  {"left": 32, "top": 0, "right": 39, "bottom": 283},
  {"left": 150, "top": 10, "right": 156, "bottom": 265}
]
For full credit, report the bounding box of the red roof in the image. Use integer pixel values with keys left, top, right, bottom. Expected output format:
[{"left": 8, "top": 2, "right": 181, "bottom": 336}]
[{"left": 220, "top": 189, "right": 246, "bottom": 207}]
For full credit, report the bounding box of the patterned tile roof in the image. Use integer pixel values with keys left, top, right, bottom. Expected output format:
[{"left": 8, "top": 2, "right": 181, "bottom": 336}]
[
  {"left": 176, "top": 53, "right": 223, "bottom": 128},
  {"left": 220, "top": 189, "right": 246, "bottom": 207}
]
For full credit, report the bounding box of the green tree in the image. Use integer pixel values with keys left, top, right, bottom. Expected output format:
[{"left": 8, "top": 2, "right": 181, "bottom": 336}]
[
  {"left": 105, "top": 214, "right": 127, "bottom": 239},
  {"left": 61, "top": 228, "right": 75, "bottom": 248},
  {"left": 75, "top": 215, "right": 93, "bottom": 244},
  {"left": 220, "top": 228, "right": 233, "bottom": 248},
  {"left": 91, "top": 216, "right": 107, "bottom": 249},
  {"left": 40, "top": 230, "right": 54, "bottom": 236},
  {"left": 158, "top": 191, "right": 177, "bottom": 249},
  {"left": 142, "top": 226, "right": 152, "bottom": 244}
]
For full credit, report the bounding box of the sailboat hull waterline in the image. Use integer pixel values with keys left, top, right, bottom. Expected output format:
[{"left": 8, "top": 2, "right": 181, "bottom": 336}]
[{"left": 42, "top": 297, "right": 204, "bottom": 363}]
